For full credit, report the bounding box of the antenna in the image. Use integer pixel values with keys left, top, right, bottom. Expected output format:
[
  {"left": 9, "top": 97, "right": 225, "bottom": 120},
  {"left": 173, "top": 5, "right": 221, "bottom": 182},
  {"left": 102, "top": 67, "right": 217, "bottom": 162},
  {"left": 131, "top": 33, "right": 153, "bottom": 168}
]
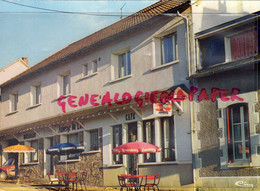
[{"left": 120, "top": 3, "right": 126, "bottom": 19}]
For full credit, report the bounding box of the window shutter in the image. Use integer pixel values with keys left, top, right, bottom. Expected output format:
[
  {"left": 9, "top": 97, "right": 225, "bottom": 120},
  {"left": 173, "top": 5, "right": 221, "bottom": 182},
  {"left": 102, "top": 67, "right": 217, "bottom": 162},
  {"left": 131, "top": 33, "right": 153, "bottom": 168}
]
[{"left": 230, "top": 29, "right": 257, "bottom": 61}]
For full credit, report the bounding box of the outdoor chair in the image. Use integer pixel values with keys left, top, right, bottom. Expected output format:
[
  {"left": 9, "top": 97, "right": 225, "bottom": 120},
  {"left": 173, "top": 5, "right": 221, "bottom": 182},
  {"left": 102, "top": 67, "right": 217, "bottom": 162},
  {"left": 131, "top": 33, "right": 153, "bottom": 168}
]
[
  {"left": 140, "top": 174, "right": 160, "bottom": 191},
  {"left": 67, "top": 172, "right": 78, "bottom": 190},
  {"left": 78, "top": 171, "right": 88, "bottom": 190},
  {"left": 118, "top": 175, "right": 138, "bottom": 191},
  {"left": 47, "top": 173, "right": 60, "bottom": 185}
]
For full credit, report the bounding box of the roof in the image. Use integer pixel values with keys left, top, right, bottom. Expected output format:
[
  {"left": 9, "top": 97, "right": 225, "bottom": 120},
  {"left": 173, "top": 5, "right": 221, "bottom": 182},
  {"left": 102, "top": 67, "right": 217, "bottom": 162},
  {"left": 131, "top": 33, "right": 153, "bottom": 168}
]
[
  {"left": 0, "top": 0, "right": 190, "bottom": 87},
  {"left": 0, "top": 58, "right": 30, "bottom": 85},
  {"left": 0, "top": 58, "right": 30, "bottom": 72}
]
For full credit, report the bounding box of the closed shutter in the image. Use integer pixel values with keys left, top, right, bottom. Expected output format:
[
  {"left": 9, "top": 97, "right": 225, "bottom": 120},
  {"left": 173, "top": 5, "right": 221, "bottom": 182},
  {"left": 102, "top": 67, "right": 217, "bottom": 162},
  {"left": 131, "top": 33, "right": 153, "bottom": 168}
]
[{"left": 230, "top": 29, "right": 257, "bottom": 61}]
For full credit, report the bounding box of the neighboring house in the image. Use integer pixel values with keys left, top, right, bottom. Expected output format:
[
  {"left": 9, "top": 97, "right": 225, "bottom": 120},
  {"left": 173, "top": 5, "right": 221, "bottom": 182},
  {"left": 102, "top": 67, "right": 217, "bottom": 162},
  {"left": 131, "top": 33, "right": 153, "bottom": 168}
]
[
  {"left": 0, "top": 57, "right": 30, "bottom": 85},
  {"left": 189, "top": 0, "right": 260, "bottom": 190},
  {"left": 0, "top": 0, "right": 193, "bottom": 189},
  {"left": 0, "top": 58, "right": 30, "bottom": 159}
]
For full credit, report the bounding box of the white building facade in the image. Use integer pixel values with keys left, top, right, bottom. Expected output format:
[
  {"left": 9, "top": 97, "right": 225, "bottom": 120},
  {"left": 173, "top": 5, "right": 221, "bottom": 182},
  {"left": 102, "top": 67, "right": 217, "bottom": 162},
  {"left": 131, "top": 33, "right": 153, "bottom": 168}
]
[
  {"left": 0, "top": 0, "right": 193, "bottom": 189},
  {"left": 190, "top": 0, "right": 260, "bottom": 189}
]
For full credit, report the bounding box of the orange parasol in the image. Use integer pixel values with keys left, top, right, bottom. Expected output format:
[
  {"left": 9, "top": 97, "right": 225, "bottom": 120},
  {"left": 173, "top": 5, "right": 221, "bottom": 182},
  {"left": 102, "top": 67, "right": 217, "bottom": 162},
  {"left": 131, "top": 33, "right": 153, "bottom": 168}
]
[{"left": 3, "top": 144, "right": 35, "bottom": 153}]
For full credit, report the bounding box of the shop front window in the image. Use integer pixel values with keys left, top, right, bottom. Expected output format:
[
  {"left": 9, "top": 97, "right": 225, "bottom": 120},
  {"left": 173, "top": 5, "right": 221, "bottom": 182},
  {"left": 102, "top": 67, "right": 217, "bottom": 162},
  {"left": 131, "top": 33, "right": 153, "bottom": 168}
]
[
  {"left": 67, "top": 133, "right": 79, "bottom": 160},
  {"left": 113, "top": 125, "right": 122, "bottom": 164},
  {"left": 30, "top": 140, "right": 39, "bottom": 162},
  {"left": 143, "top": 119, "right": 155, "bottom": 162},
  {"left": 161, "top": 117, "right": 175, "bottom": 161}
]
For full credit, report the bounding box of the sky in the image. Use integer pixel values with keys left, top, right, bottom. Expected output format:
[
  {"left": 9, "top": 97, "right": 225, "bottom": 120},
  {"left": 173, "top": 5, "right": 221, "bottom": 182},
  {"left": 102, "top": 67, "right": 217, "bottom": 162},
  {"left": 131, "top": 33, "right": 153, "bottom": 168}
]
[{"left": 0, "top": 0, "right": 157, "bottom": 69}]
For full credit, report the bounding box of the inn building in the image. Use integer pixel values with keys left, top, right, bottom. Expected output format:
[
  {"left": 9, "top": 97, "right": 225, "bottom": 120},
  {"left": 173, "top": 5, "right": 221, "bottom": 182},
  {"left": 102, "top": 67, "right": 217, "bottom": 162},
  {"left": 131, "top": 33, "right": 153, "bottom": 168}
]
[
  {"left": 0, "top": 0, "right": 193, "bottom": 189},
  {"left": 189, "top": 0, "right": 260, "bottom": 189}
]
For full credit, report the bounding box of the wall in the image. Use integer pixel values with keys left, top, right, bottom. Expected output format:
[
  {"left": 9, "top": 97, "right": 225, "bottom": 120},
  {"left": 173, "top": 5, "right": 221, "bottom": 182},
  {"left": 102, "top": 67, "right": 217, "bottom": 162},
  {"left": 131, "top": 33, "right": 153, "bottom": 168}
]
[
  {"left": 191, "top": 0, "right": 259, "bottom": 34},
  {"left": 192, "top": 66, "right": 260, "bottom": 189}
]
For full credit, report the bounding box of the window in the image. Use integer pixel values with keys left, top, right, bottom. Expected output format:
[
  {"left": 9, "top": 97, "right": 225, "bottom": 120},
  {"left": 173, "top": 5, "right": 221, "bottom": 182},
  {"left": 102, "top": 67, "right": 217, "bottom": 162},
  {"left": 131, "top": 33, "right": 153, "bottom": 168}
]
[
  {"left": 90, "top": 129, "right": 99, "bottom": 151},
  {"left": 199, "top": 35, "right": 225, "bottom": 68},
  {"left": 113, "top": 125, "right": 122, "bottom": 164},
  {"left": 161, "top": 34, "right": 177, "bottom": 64},
  {"left": 111, "top": 48, "right": 131, "bottom": 80},
  {"left": 161, "top": 117, "right": 175, "bottom": 161},
  {"left": 118, "top": 52, "right": 131, "bottom": 78},
  {"left": 92, "top": 59, "right": 98, "bottom": 73},
  {"left": 143, "top": 119, "right": 155, "bottom": 162},
  {"left": 82, "top": 59, "right": 98, "bottom": 77},
  {"left": 63, "top": 75, "right": 70, "bottom": 95},
  {"left": 31, "top": 83, "right": 41, "bottom": 105},
  {"left": 198, "top": 22, "right": 258, "bottom": 69},
  {"left": 82, "top": 64, "right": 88, "bottom": 77},
  {"left": 225, "top": 28, "right": 257, "bottom": 62},
  {"left": 58, "top": 72, "right": 70, "bottom": 96},
  {"left": 227, "top": 103, "right": 250, "bottom": 163},
  {"left": 30, "top": 140, "right": 39, "bottom": 162},
  {"left": 67, "top": 133, "right": 79, "bottom": 159},
  {"left": 10, "top": 92, "right": 18, "bottom": 112}
]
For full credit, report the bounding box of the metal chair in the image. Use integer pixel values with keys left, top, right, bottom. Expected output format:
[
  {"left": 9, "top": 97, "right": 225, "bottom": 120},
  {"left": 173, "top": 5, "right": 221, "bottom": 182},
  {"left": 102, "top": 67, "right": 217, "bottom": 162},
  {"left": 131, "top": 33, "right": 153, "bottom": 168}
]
[
  {"left": 47, "top": 172, "right": 59, "bottom": 185},
  {"left": 141, "top": 174, "right": 160, "bottom": 191},
  {"left": 67, "top": 172, "right": 78, "bottom": 190},
  {"left": 118, "top": 175, "right": 138, "bottom": 191}
]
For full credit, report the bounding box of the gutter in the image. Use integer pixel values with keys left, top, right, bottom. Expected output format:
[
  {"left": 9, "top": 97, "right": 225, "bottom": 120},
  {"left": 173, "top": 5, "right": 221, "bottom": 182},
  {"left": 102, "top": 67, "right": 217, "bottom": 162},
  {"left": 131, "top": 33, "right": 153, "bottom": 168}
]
[{"left": 177, "top": 11, "right": 191, "bottom": 77}]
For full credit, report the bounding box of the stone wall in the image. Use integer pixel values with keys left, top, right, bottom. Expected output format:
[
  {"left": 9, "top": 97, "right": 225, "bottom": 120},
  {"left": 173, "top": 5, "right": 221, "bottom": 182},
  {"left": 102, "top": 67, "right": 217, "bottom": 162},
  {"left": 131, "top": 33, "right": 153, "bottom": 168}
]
[
  {"left": 194, "top": 66, "right": 260, "bottom": 178},
  {"left": 19, "top": 138, "right": 45, "bottom": 182},
  {"left": 55, "top": 152, "right": 103, "bottom": 187}
]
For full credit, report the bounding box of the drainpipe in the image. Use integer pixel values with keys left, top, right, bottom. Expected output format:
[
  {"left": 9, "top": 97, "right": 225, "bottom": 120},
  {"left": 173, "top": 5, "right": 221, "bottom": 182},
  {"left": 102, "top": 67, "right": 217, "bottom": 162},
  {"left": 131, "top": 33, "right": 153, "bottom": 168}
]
[
  {"left": 177, "top": 11, "right": 191, "bottom": 76},
  {"left": 177, "top": 11, "right": 196, "bottom": 189}
]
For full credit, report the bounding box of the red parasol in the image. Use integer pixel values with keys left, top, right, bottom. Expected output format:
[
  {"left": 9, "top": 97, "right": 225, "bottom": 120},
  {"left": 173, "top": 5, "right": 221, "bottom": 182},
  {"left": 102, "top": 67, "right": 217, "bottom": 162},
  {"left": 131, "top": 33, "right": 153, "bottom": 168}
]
[
  {"left": 112, "top": 141, "right": 161, "bottom": 154},
  {"left": 112, "top": 141, "right": 161, "bottom": 175}
]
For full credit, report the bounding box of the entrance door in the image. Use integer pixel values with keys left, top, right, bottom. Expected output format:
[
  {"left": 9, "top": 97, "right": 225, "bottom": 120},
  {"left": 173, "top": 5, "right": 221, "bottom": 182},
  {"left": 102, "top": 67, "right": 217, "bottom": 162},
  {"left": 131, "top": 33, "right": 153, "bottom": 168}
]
[
  {"left": 46, "top": 137, "right": 54, "bottom": 175},
  {"left": 127, "top": 122, "right": 137, "bottom": 175}
]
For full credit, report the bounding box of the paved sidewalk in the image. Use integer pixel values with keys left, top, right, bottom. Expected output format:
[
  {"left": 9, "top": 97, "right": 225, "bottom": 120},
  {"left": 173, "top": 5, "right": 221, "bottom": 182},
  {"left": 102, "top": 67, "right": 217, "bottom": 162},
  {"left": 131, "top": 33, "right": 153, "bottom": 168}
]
[
  {"left": 0, "top": 182, "right": 48, "bottom": 191},
  {"left": 0, "top": 180, "right": 195, "bottom": 191}
]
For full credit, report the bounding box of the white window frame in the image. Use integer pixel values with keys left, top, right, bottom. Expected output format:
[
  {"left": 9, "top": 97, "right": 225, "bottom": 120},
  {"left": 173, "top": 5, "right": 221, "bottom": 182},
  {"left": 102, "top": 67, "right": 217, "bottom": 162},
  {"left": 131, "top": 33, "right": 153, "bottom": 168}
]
[
  {"left": 82, "top": 59, "right": 98, "bottom": 78},
  {"left": 9, "top": 92, "right": 18, "bottom": 112},
  {"left": 161, "top": 34, "right": 177, "bottom": 64},
  {"left": 161, "top": 117, "right": 175, "bottom": 161},
  {"left": 67, "top": 133, "right": 79, "bottom": 160},
  {"left": 153, "top": 33, "right": 178, "bottom": 68},
  {"left": 82, "top": 64, "right": 89, "bottom": 77},
  {"left": 217, "top": 92, "right": 260, "bottom": 168},
  {"left": 111, "top": 47, "right": 131, "bottom": 81},
  {"left": 24, "top": 139, "right": 39, "bottom": 163},
  {"left": 230, "top": 104, "right": 250, "bottom": 163},
  {"left": 112, "top": 125, "right": 123, "bottom": 164},
  {"left": 57, "top": 71, "right": 70, "bottom": 96},
  {"left": 30, "top": 83, "right": 41, "bottom": 106},
  {"left": 85, "top": 129, "right": 100, "bottom": 152}
]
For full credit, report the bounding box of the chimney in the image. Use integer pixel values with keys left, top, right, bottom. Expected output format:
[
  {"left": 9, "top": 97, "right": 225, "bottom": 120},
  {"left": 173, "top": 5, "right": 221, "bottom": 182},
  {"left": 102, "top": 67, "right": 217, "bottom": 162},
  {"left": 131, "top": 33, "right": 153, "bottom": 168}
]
[{"left": 22, "top": 57, "right": 28, "bottom": 64}]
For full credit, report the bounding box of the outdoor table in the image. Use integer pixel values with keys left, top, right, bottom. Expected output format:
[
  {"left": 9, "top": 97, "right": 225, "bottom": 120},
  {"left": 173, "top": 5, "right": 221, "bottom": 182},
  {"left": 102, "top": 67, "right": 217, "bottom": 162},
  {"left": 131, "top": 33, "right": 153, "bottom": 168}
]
[
  {"left": 119, "top": 174, "right": 146, "bottom": 190},
  {"left": 120, "top": 174, "right": 160, "bottom": 191},
  {"left": 57, "top": 172, "right": 78, "bottom": 190}
]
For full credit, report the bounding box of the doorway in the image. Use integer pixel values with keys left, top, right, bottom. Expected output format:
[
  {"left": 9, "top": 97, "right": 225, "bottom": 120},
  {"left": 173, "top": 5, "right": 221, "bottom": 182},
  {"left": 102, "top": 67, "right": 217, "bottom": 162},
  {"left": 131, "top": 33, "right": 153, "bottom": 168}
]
[
  {"left": 127, "top": 122, "right": 137, "bottom": 175},
  {"left": 7, "top": 139, "right": 18, "bottom": 170},
  {"left": 45, "top": 137, "right": 55, "bottom": 175}
]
